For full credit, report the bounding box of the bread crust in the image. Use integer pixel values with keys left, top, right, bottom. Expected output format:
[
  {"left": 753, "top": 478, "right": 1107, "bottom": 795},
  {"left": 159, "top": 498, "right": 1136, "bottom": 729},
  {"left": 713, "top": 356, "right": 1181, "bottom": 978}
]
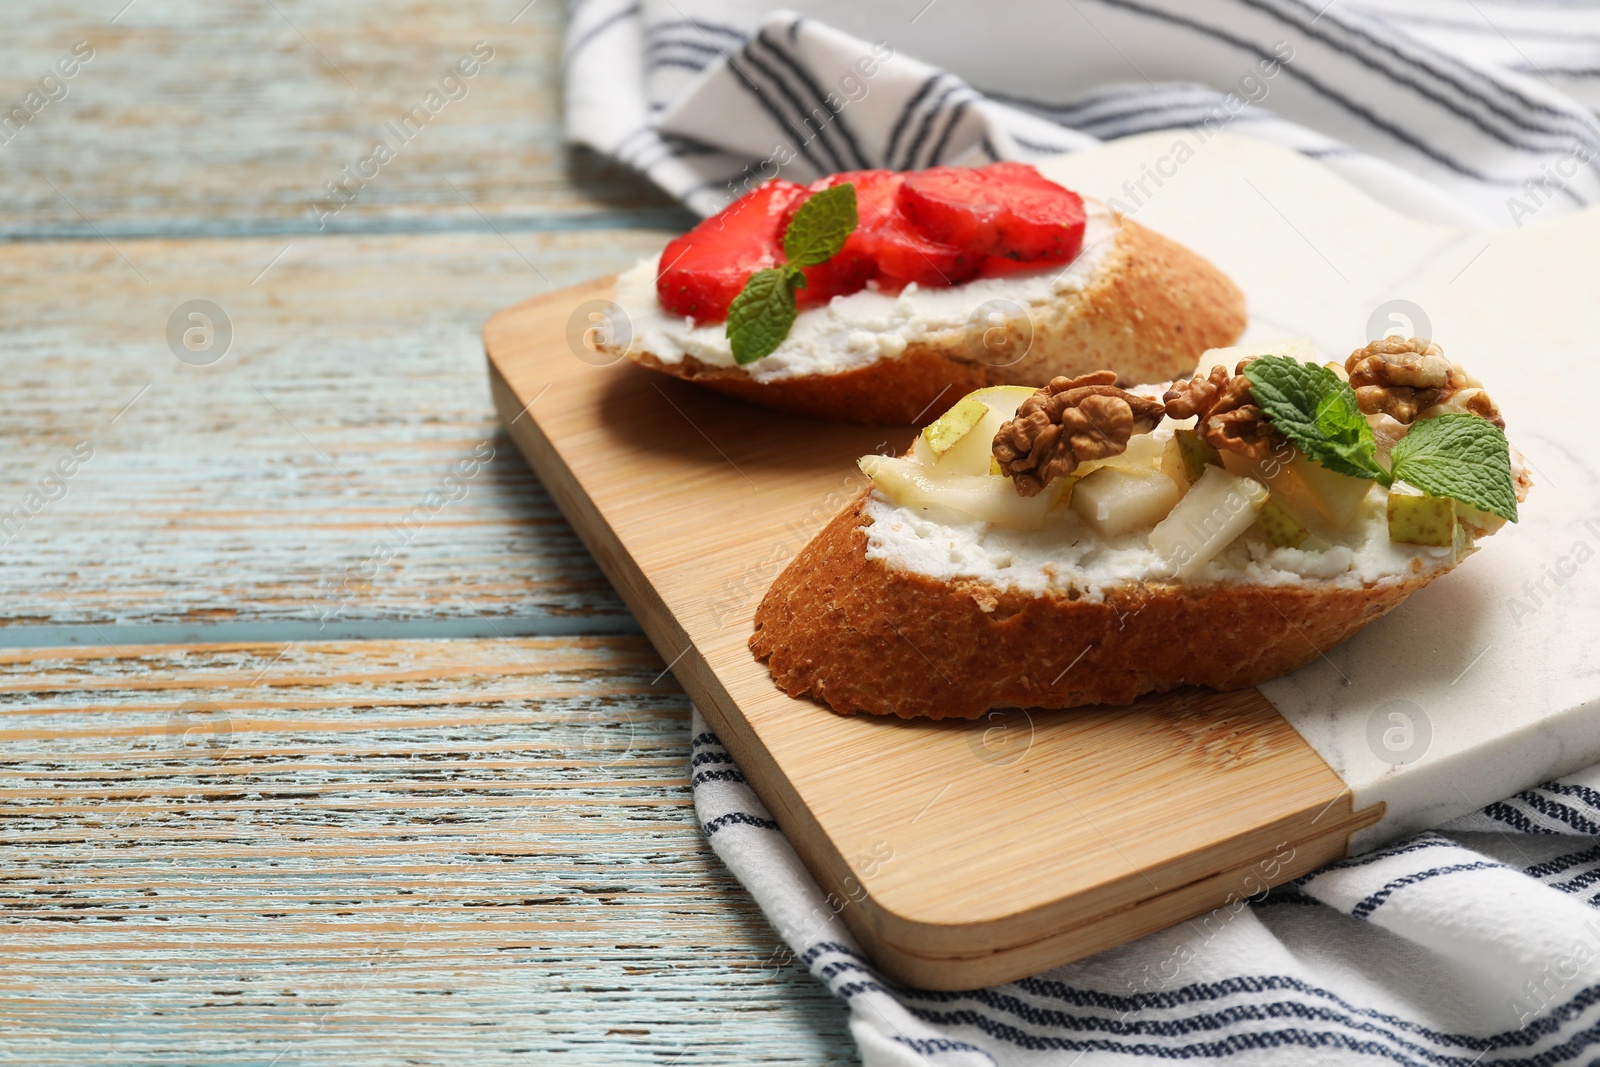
[
  {"left": 618, "top": 214, "right": 1246, "bottom": 425},
  {"left": 749, "top": 493, "right": 1436, "bottom": 720}
]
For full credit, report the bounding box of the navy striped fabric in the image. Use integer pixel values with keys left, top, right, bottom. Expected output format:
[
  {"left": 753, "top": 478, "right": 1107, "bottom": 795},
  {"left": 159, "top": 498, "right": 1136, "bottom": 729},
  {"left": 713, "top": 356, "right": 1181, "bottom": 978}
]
[
  {"left": 689, "top": 711, "right": 1600, "bottom": 1065},
  {"left": 563, "top": 1, "right": 1600, "bottom": 225}
]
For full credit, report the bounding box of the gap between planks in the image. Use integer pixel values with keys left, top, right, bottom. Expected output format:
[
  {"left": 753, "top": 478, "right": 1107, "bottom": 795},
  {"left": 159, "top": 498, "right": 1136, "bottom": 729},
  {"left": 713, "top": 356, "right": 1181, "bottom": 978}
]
[
  {"left": 0, "top": 208, "right": 697, "bottom": 244},
  {"left": 0, "top": 616, "right": 642, "bottom": 651}
]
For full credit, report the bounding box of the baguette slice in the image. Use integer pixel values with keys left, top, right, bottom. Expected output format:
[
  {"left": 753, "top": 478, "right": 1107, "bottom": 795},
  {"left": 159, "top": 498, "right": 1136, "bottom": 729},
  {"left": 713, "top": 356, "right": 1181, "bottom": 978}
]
[
  {"left": 753, "top": 424, "right": 1531, "bottom": 722},
  {"left": 750, "top": 492, "right": 1439, "bottom": 719},
  {"left": 608, "top": 208, "right": 1244, "bottom": 425}
]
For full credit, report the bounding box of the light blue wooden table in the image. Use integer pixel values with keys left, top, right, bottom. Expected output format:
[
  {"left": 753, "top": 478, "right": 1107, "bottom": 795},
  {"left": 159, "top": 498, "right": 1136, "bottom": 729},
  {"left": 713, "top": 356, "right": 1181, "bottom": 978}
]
[{"left": 0, "top": 2, "right": 856, "bottom": 1062}]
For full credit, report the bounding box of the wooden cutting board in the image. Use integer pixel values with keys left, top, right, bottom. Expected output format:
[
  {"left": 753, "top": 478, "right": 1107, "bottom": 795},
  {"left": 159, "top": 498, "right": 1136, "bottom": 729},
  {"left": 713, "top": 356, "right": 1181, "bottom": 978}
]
[{"left": 484, "top": 134, "right": 1600, "bottom": 989}]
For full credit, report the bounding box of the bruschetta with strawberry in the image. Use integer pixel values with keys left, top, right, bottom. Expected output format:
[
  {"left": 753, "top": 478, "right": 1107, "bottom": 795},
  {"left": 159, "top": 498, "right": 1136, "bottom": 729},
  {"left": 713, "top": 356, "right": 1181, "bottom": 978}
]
[{"left": 605, "top": 163, "right": 1246, "bottom": 424}]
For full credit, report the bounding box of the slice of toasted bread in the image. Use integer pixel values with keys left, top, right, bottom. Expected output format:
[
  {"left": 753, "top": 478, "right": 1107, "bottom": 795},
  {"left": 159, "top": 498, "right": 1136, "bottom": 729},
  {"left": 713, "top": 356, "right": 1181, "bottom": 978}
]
[
  {"left": 609, "top": 211, "right": 1245, "bottom": 425},
  {"left": 749, "top": 491, "right": 1440, "bottom": 720}
]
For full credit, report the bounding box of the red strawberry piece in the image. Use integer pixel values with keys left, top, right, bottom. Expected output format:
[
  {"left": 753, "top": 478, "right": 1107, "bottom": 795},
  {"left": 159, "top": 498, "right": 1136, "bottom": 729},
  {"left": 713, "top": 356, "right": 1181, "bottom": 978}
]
[
  {"left": 786, "top": 177, "right": 880, "bottom": 308},
  {"left": 793, "top": 252, "right": 876, "bottom": 309},
  {"left": 656, "top": 179, "right": 809, "bottom": 320},
  {"left": 807, "top": 170, "right": 979, "bottom": 292},
  {"left": 899, "top": 162, "right": 1085, "bottom": 264}
]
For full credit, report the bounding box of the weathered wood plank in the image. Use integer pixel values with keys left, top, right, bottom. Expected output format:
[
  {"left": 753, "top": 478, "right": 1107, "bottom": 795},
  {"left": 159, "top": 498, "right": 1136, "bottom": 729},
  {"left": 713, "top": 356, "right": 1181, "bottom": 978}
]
[
  {"left": 0, "top": 637, "right": 855, "bottom": 1064},
  {"left": 0, "top": 230, "right": 675, "bottom": 634},
  {"left": 0, "top": 0, "right": 692, "bottom": 238}
]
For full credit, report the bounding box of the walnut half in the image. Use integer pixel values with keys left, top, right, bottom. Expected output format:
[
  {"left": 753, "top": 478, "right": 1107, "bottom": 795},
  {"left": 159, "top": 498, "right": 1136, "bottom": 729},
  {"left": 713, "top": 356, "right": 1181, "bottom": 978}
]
[
  {"left": 993, "top": 372, "right": 1166, "bottom": 497},
  {"left": 1162, "top": 360, "right": 1283, "bottom": 460},
  {"left": 1346, "top": 337, "right": 1503, "bottom": 428}
]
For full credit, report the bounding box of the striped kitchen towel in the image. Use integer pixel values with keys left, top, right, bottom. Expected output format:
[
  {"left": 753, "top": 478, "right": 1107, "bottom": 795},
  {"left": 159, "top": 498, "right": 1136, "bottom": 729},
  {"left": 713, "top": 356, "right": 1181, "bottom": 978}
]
[
  {"left": 692, "top": 710, "right": 1600, "bottom": 1065},
  {"left": 563, "top": 0, "right": 1600, "bottom": 227},
  {"left": 567, "top": 2, "right": 1600, "bottom": 1062}
]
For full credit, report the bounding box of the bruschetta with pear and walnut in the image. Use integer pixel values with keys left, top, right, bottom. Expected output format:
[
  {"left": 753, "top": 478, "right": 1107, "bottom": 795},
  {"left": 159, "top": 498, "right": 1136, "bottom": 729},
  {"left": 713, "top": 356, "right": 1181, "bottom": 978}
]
[
  {"left": 604, "top": 163, "right": 1245, "bottom": 425},
  {"left": 749, "top": 337, "right": 1529, "bottom": 719}
]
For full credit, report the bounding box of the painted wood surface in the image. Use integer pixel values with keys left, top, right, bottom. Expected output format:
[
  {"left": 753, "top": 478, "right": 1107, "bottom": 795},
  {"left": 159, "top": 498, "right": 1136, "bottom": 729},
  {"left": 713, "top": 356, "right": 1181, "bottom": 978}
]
[
  {"left": 0, "top": 0, "right": 694, "bottom": 239},
  {"left": 0, "top": 231, "right": 662, "bottom": 637},
  {"left": 484, "top": 277, "right": 1381, "bottom": 990},
  {"left": 0, "top": 2, "right": 858, "bottom": 1063},
  {"left": 0, "top": 638, "right": 851, "bottom": 1064}
]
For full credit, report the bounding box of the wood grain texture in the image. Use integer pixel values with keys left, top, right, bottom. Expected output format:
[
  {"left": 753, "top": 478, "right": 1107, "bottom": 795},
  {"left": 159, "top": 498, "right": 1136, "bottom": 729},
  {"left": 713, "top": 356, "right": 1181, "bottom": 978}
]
[
  {"left": 0, "top": 1, "right": 854, "bottom": 1058},
  {"left": 0, "top": 231, "right": 675, "bottom": 634},
  {"left": 0, "top": 0, "right": 693, "bottom": 238},
  {"left": 484, "top": 279, "right": 1384, "bottom": 990},
  {"left": 0, "top": 638, "right": 854, "bottom": 1064}
]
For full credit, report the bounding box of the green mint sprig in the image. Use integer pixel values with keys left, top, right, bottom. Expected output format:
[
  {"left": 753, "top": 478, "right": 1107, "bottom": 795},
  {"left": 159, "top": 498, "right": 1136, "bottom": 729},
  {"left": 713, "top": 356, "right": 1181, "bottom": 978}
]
[
  {"left": 1241, "top": 354, "right": 1517, "bottom": 521},
  {"left": 1243, "top": 356, "right": 1388, "bottom": 481},
  {"left": 726, "top": 183, "right": 857, "bottom": 365},
  {"left": 1390, "top": 413, "right": 1518, "bottom": 521}
]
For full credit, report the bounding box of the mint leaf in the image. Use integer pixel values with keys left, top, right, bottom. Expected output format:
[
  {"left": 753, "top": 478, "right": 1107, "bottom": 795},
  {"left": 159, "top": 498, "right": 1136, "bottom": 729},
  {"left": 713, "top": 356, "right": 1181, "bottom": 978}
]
[
  {"left": 726, "top": 268, "right": 798, "bottom": 365},
  {"left": 723, "top": 183, "right": 858, "bottom": 363},
  {"left": 1391, "top": 413, "right": 1518, "bottom": 521},
  {"left": 783, "top": 182, "right": 858, "bottom": 267},
  {"left": 1244, "top": 355, "right": 1390, "bottom": 483}
]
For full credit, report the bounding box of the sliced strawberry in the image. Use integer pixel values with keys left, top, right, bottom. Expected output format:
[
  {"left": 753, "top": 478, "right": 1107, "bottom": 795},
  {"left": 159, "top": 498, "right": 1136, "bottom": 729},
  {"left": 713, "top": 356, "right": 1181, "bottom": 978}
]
[
  {"left": 899, "top": 162, "right": 1085, "bottom": 264},
  {"left": 788, "top": 177, "right": 879, "bottom": 308},
  {"left": 656, "top": 179, "right": 809, "bottom": 320},
  {"left": 793, "top": 251, "right": 876, "bottom": 309},
  {"left": 654, "top": 165, "right": 1085, "bottom": 321},
  {"left": 869, "top": 227, "right": 981, "bottom": 289},
  {"left": 807, "top": 170, "right": 979, "bottom": 291}
]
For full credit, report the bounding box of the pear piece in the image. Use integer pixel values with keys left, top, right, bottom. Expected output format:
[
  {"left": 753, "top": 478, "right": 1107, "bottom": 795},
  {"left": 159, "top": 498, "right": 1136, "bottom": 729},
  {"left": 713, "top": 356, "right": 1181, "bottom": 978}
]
[
  {"left": 1454, "top": 500, "right": 1507, "bottom": 535},
  {"left": 1076, "top": 430, "right": 1167, "bottom": 479},
  {"left": 913, "top": 397, "right": 1002, "bottom": 477},
  {"left": 1221, "top": 448, "right": 1374, "bottom": 532},
  {"left": 1192, "top": 337, "right": 1316, "bottom": 379},
  {"left": 914, "top": 387, "right": 1045, "bottom": 478},
  {"left": 1048, "top": 474, "right": 1081, "bottom": 512},
  {"left": 1258, "top": 498, "right": 1309, "bottom": 548},
  {"left": 1161, "top": 428, "right": 1222, "bottom": 487},
  {"left": 968, "top": 384, "right": 1040, "bottom": 420},
  {"left": 920, "top": 394, "right": 988, "bottom": 449},
  {"left": 1369, "top": 413, "right": 1408, "bottom": 466},
  {"left": 1387, "top": 487, "right": 1456, "bottom": 546},
  {"left": 1069, "top": 467, "right": 1181, "bottom": 537},
  {"left": 1148, "top": 467, "right": 1269, "bottom": 577},
  {"left": 859, "top": 455, "right": 1068, "bottom": 530}
]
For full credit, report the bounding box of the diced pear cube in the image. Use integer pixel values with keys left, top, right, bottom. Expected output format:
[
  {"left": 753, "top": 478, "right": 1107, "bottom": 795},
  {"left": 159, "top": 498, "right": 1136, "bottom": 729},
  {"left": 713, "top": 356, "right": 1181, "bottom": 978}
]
[
  {"left": 913, "top": 396, "right": 1004, "bottom": 477},
  {"left": 1072, "top": 430, "right": 1167, "bottom": 479},
  {"left": 1387, "top": 487, "right": 1456, "bottom": 546},
  {"left": 1294, "top": 456, "right": 1374, "bottom": 528},
  {"left": 1122, "top": 431, "right": 1169, "bottom": 470},
  {"left": 922, "top": 396, "right": 988, "bottom": 455},
  {"left": 1368, "top": 413, "right": 1408, "bottom": 465},
  {"left": 967, "top": 385, "right": 1039, "bottom": 420},
  {"left": 1221, "top": 448, "right": 1374, "bottom": 532},
  {"left": 1454, "top": 499, "right": 1507, "bottom": 535},
  {"left": 1069, "top": 466, "right": 1181, "bottom": 538},
  {"left": 1258, "top": 498, "right": 1309, "bottom": 548},
  {"left": 1148, "top": 467, "right": 1269, "bottom": 577},
  {"left": 1161, "top": 428, "right": 1222, "bottom": 487},
  {"left": 913, "top": 387, "right": 1042, "bottom": 478},
  {"left": 1048, "top": 473, "right": 1081, "bottom": 512}
]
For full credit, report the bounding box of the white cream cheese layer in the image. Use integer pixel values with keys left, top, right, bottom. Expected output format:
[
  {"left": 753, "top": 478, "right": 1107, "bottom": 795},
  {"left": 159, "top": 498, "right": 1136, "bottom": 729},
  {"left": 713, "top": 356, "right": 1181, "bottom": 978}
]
[
  {"left": 859, "top": 421, "right": 1463, "bottom": 601},
  {"left": 614, "top": 203, "right": 1119, "bottom": 384}
]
